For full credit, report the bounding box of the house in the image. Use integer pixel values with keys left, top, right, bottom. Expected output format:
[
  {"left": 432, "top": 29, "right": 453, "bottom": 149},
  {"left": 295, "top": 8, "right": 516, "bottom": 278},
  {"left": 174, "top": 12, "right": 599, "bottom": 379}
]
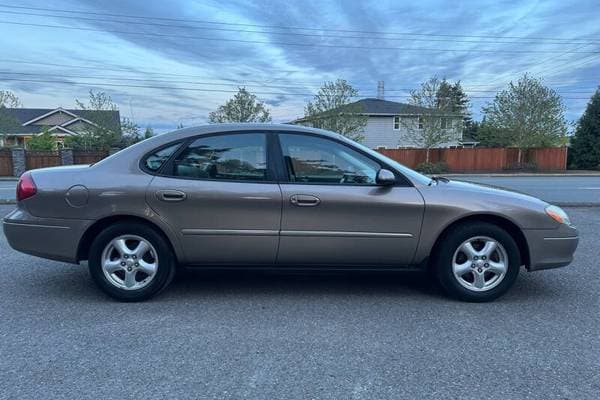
[
  {"left": 295, "top": 98, "right": 474, "bottom": 149},
  {"left": 0, "top": 107, "right": 121, "bottom": 148}
]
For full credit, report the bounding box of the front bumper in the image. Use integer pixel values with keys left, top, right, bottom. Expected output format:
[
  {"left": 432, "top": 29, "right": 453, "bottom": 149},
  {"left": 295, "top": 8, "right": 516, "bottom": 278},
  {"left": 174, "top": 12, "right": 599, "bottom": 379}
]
[
  {"left": 523, "top": 224, "right": 579, "bottom": 271},
  {"left": 3, "top": 208, "right": 91, "bottom": 264}
]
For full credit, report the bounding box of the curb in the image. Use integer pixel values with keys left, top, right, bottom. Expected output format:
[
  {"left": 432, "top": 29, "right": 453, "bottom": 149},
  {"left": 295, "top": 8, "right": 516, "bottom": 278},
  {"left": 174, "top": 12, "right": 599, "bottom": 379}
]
[
  {"left": 444, "top": 173, "right": 600, "bottom": 177},
  {"left": 552, "top": 203, "right": 600, "bottom": 208}
]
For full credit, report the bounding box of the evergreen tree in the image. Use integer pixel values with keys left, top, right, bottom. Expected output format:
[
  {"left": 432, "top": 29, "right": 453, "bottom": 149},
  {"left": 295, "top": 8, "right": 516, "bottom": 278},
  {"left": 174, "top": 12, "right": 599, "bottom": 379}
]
[
  {"left": 570, "top": 88, "right": 600, "bottom": 169},
  {"left": 435, "top": 79, "right": 471, "bottom": 121},
  {"left": 144, "top": 127, "right": 154, "bottom": 139}
]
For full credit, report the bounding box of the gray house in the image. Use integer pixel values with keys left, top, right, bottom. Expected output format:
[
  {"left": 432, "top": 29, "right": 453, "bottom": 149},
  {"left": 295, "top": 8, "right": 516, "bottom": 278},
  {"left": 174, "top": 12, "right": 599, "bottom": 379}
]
[
  {"left": 296, "top": 98, "right": 472, "bottom": 149},
  {"left": 0, "top": 107, "right": 121, "bottom": 148}
]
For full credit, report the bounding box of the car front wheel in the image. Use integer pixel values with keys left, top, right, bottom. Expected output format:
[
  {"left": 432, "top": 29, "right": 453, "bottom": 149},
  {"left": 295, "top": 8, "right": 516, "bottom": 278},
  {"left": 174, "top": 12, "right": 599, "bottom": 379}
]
[
  {"left": 435, "top": 222, "right": 521, "bottom": 302},
  {"left": 88, "top": 222, "right": 176, "bottom": 301}
]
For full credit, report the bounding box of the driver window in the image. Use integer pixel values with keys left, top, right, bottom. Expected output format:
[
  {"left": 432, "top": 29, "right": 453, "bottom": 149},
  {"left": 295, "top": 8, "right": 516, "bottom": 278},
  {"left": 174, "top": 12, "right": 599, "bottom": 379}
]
[{"left": 279, "top": 133, "right": 379, "bottom": 185}]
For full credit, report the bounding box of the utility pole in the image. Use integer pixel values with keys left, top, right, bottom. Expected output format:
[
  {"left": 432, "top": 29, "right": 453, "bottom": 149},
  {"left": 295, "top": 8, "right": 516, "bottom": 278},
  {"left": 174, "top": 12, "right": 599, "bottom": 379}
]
[{"left": 377, "top": 81, "right": 385, "bottom": 100}]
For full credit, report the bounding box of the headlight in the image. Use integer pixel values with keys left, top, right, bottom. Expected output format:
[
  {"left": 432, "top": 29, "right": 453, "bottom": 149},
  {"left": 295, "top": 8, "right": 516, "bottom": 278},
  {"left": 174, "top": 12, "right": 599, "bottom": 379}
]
[{"left": 545, "top": 205, "right": 571, "bottom": 225}]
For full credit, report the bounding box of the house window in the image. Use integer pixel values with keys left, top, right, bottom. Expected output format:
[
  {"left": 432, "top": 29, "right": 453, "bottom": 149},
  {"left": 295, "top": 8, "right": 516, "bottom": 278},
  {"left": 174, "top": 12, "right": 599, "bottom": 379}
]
[
  {"left": 393, "top": 116, "right": 400, "bottom": 130},
  {"left": 440, "top": 117, "right": 450, "bottom": 129},
  {"left": 418, "top": 116, "right": 424, "bottom": 130}
]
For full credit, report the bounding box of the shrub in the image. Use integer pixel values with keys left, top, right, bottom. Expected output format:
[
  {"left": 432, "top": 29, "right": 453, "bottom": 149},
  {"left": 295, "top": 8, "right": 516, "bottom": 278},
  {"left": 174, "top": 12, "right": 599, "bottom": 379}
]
[
  {"left": 504, "top": 161, "right": 537, "bottom": 172},
  {"left": 415, "top": 161, "right": 449, "bottom": 174}
]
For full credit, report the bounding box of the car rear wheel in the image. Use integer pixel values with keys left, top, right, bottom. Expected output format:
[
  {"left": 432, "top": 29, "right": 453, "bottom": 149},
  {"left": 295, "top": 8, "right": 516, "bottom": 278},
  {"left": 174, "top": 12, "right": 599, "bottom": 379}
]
[
  {"left": 88, "top": 222, "right": 176, "bottom": 301},
  {"left": 434, "top": 222, "right": 520, "bottom": 302}
]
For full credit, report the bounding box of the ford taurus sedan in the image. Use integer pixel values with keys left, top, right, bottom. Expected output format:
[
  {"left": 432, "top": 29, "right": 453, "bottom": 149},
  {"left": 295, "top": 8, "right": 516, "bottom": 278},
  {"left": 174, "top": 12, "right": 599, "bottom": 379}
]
[{"left": 3, "top": 124, "right": 578, "bottom": 302}]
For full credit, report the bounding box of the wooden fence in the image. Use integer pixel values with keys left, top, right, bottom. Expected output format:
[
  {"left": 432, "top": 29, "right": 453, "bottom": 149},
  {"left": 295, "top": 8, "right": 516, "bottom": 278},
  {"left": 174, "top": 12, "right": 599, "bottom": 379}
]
[
  {"left": 72, "top": 151, "right": 109, "bottom": 165},
  {"left": 0, "top": 149, "right": 13, "bottom": 176},
  {"left": 21, "top": 150, "right": 109, "bottom": 173},
  {"left": 25, "top": 151, "right": 61, "bottom": 170},
  {"left": 377, "top": 147, "right": 568, "bottom": 172},
  {"left": 0, "top": 147, "right": 570, "bottom": 176}
]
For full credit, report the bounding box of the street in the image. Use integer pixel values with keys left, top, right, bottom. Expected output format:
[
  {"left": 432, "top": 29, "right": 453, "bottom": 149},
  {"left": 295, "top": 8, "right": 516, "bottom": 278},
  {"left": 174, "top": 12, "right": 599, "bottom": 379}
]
[
  {"left": 0, "top": 204, "right": 598, "bottom": 399},
  {"left": 452, "top": 175, "right": 600, "bottom": 205},
  {"left": 1, "top": 175, "right": 600, "bottom": 205}
]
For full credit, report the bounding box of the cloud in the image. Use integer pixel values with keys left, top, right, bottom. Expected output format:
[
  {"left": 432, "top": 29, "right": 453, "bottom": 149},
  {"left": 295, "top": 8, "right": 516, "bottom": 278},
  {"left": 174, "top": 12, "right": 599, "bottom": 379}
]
[{"left": 0, "top": 0, "right": 598, "bottom": 127}]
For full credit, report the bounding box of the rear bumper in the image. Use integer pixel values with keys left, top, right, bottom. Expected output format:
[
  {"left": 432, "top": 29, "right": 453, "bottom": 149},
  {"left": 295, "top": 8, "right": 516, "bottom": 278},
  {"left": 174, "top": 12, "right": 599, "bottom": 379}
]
[
  {"left": 523, "top": 224, "right": 579, "bottom": 271},
  {"left": 3, "top": 208, "right": 90, "bottom": 264}
]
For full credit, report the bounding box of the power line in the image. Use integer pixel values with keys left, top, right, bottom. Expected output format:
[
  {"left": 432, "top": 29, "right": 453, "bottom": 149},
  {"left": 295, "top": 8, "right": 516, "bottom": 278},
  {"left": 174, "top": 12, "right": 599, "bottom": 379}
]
[
  {"left": 0, "top": 76, "right": 592, "bottom": 100},
  {"left": 1, "top": 8, "right": 599, "bottom": 47},
  {"left": 2, "top": 20, "right": 600, "bottom": 54},
  {"left": 2, "top": 59, "right": 598, "bottom": 89},
  {"left": 0, "top": 3, "right": 597, "bottom": 43},
  {"left": 0, "top": 71, "right": 596, "bottom": 94}
]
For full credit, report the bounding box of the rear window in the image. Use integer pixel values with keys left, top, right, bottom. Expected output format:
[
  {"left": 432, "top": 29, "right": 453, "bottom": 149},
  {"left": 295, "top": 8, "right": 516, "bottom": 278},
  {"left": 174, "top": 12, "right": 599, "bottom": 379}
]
[{"left": 144, "top": 143, "right": 180, "bottom": 172}]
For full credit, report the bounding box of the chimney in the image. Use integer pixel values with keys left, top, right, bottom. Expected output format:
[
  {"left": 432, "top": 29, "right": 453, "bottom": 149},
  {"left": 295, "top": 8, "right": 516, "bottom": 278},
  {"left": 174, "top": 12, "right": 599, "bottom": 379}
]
[{"left": 377, "top": 81, "right": 385, "bottom": 100}]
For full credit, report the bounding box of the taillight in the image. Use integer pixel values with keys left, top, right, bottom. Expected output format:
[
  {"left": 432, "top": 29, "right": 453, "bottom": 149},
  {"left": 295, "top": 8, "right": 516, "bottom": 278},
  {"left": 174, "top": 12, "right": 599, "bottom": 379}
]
[{"left": 16, "top": 172, "right": 37, "bottom": 201}]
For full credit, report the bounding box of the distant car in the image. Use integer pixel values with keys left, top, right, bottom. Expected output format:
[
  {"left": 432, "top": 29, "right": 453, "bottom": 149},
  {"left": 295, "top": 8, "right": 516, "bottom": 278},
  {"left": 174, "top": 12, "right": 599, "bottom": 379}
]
[{"left": 3, "top": 124, "right": 578, "bottom": 302}]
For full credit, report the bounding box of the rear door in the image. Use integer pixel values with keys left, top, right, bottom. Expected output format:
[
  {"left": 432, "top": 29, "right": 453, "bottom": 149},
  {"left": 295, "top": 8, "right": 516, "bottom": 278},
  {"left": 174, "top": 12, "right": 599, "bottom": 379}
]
[
  {"left": 145, "top": 132, "right": 282, "bottom": 265},
  {"left": 275, "top": 132, "right": 424, "bottom": 267}
]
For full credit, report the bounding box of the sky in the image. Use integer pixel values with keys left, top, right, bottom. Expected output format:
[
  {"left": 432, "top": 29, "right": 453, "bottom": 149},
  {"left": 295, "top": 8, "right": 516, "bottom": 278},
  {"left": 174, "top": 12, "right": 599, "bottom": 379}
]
[{"left": 0, "top": 0, "right": 599, "bottom": 133}]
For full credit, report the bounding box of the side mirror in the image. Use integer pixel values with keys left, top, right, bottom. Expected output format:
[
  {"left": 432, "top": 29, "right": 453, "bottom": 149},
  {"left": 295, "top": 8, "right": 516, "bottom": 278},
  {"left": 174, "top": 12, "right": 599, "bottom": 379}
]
[{"left": 376, "top": 169, "right": 396, "bottom": 186}]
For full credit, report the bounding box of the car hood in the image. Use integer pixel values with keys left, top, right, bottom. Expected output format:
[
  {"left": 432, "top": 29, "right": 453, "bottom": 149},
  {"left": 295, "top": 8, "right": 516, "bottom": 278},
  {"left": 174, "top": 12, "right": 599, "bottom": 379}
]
[
  {"left": 416, "top": 178, "right": 557, "bottom": 230},
  {"left": 440, "top": 179, "right": 549, "bottom": 206}
]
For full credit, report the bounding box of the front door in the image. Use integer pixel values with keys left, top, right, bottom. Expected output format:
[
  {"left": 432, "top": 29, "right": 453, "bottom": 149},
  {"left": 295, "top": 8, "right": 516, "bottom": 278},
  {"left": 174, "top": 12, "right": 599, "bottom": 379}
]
[
  {"left": 275, "top": 132, "right": 424, "bottom": 266},
  {"left": 145, "top": 132, "right": 282, "bottom": 265}
]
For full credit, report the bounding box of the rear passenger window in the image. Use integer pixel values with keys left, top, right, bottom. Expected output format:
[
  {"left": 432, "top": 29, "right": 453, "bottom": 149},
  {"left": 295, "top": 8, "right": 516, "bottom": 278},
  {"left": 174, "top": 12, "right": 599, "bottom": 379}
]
[
  {"left": 172, "top": 133, "right": 267, "bottom": 181},
  {"left": 144, "top": 143, "right": 180, "bottom": 172}
]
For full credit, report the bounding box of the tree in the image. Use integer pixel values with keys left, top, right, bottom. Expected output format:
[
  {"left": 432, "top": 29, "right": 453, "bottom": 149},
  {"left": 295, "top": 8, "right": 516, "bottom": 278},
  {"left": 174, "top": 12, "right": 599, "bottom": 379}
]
[
  {"left": 299, "top": 79, "right": 367, "bottom": 142},
  {"left": 144, "top": 127, "right": 154, "bottom": 139},
  {"left": 70, "top": 90, "right": 122, "bottom": 150},
  {"left": 26, "top": 127, "right": 56, "bottom": 150},
  {"left": 115, "top": 117, "right": 142, "bottom": 148},
  {"left": 208, "top": 88, "right": 271, "bottom": 123},
  {"left": 0, "top": 90, "right": 22, "bottom": 146},
  {"left": 569, "top": 88, "right": 600, "bottom": 169},
  {"left": 404, "top": 77, "right": 456, "bottom": 162},
  {"left": 0, "top": 90, "right": 21, "bottom": 108},
  {"left": 436, "top": 79, "right": 472, "bottom": 126},
  {"left": 481, "top": 74, "right": 567, "bottom": 164}
]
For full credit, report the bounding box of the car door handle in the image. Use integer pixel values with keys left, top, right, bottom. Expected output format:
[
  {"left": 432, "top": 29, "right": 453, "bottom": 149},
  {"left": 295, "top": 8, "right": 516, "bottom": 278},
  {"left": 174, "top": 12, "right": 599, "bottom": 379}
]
[
  {"left": 156, "top": 190, "right": 187, "bottom": 202},
  {"left": 290, "top": 194, "right": 320, "bottom": 207}
]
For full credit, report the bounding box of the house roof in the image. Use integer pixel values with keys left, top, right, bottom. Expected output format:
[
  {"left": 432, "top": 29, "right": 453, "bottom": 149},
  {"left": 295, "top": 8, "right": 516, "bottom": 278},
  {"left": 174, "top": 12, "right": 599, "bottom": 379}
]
[
  {"left": 351, "top": 98, "right": 434, "bottom": 115},
  {"left": 0, "top": 107, "right": 121, "bottom": 135},
  {"left": 293, "top": 98, "right": 460, "bottom": 123}
]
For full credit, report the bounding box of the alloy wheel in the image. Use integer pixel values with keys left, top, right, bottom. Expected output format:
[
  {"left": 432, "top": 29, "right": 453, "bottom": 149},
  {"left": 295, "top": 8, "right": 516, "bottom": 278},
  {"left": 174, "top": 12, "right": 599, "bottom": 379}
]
[
  {"left": 452, "top": 236, "right": 508, "bottom": 292},
  {"left": 100, "top": 235, "right": 158, "bottom": 291}
]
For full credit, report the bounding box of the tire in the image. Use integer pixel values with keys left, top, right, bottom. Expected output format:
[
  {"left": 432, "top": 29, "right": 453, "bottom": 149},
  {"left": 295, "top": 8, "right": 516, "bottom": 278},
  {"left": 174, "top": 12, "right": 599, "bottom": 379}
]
[
  {"left": 88, "top": 222, "right": 176, "bottom": 302},
  {"left": 434, "top": 222, "right": 520, "bottom": 302}
]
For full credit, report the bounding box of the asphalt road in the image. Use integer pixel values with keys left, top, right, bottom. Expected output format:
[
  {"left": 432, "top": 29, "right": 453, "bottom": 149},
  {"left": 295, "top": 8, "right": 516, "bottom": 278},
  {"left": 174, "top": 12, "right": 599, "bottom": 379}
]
[
  {"left": 0, "top": 204, "right": 598, "bottom": 399},
  {"left": 0, "top": 180, "right": 16, "bottom": 202},
  {"left": 1, "top": 176, "right": 599, "bottom": 205},
  {"left": 452, "top": 175, "right": 600, "bottom": 205}
]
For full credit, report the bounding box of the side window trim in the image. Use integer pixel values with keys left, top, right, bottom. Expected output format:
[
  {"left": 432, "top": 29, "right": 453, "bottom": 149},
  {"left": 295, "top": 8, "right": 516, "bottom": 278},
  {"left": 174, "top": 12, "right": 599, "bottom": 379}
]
[
  {"left": 139, "top": 140, "right": 186, "bottom": 175},
  {"left": 275, "top": 131, "right": 412, "bottom": 187}
]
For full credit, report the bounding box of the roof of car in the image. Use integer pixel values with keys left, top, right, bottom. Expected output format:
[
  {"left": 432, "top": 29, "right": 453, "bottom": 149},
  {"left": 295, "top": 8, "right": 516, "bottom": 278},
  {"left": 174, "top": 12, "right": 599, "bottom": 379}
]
[{"left": 166, "top": 123, "right": 342, "bottom": 140}]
